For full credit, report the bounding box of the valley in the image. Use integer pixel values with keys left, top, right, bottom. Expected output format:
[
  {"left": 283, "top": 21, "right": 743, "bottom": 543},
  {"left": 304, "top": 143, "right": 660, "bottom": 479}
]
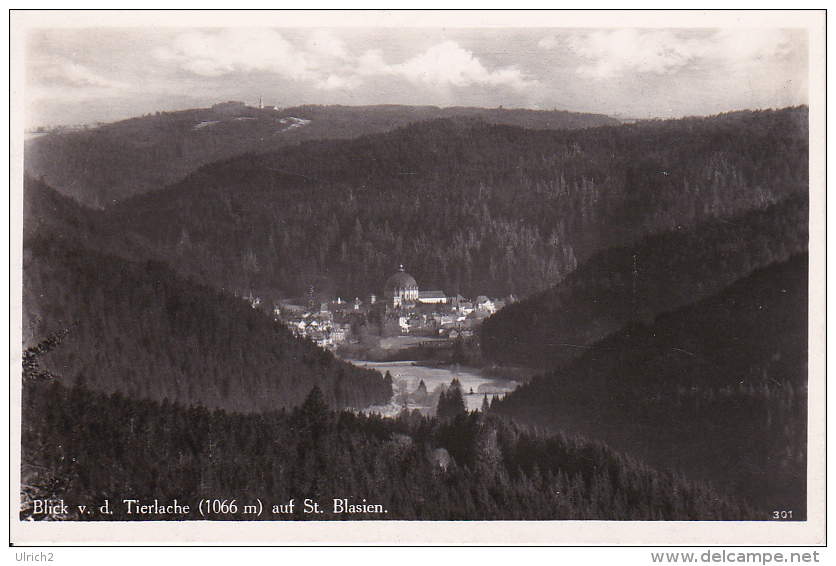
[
  {"left": 19, "top": 101, "right": 811, "bottom": 522},
  {"left": 357, "top": 360, "right": 522, "bottom": 417}
]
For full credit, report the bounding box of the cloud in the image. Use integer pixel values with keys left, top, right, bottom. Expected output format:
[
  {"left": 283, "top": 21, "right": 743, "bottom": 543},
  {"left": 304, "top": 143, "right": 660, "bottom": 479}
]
[
  {"left": 361, "top": 40, "right": 535, "bottom": 90},
  {"left": 27, "top": 57, "right": 132, "bottom": 106},
  {"left": 713, "top": 29, "right": 793, "bottom": 64},
  {"left": 565, "top": 29, "right": 794, "bottom": 80},
  {"left": 399, "top": 41, "right": 533, "bottom": 88},
  {"left": 30, "top": 58, "right": 131, "bottom": 90},
  {"left": 156, "top": 28, "right": 311, "bottom": 79},
  {"left": 567, "top": 29, "right": 704, "bottom": 79},
  {"left": 157, "top": 30, "right": 535, "bottom": 93},
  {"left": 62, "top": 63, "right": 129, "bottom": 89},
  {"left": 321, "top": 73, "right": 360, "bottom": 91},
  {"left": 355, "top": 48, "right": 389, "bottom": 75},
  {"left": 156, "top": 28, "right": 365, "bottom": 90},
  {"left": 306, "top": 29, "right": 351, "bottom": 61},
  {"left": 537, "top": 35, "right": 560, "bottom": 50}
]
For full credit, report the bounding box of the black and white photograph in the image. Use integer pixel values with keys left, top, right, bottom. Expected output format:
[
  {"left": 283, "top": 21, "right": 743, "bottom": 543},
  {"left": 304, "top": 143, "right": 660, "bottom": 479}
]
[{"left": 10, "top": 9, "right": 825, "bottom": 546}]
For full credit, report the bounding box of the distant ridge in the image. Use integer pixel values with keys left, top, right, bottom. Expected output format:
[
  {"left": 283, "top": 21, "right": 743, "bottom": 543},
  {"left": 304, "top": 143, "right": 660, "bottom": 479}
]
[
  {"left": 24, "top": 104, "right": 619, "bottom": 208},
  {"left": 96, "top": 106, "right": 807, "bottom": 302}
]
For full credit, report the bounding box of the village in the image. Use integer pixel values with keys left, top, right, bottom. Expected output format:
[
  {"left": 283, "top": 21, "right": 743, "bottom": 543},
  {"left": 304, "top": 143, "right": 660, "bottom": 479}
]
[{"left": 262, "top": 265, "right": 516, "bottom": 354}]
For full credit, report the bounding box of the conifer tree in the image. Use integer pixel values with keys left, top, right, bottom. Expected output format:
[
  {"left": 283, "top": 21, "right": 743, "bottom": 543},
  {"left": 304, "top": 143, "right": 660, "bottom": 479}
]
[{"left": 437, "top": 385, "right": 466, "bottom": 420}]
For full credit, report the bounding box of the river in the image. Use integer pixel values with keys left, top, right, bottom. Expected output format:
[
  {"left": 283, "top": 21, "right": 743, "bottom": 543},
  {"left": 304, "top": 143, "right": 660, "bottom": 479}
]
[{"left": 355, "top": 360, "right": 522, "bottom": 417}]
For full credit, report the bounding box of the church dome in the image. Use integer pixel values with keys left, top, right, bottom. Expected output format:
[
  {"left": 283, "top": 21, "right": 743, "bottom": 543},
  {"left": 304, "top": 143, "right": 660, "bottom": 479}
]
[
  {"left": 384, "top": 265, "right": 419, "bottom": 305},
  {"left": 385, "top": 265, "right": 418, "bottom": 293}
]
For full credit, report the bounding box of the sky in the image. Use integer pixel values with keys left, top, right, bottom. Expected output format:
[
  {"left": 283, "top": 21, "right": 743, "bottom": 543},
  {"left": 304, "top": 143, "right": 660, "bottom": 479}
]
[{"left": 22, "top": 18, "right": 811, "bottom": 128}]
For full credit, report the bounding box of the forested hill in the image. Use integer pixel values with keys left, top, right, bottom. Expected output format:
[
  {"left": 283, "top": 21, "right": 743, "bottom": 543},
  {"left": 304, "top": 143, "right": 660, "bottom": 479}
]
[
  {"left": 492, "top": 254, "right": 809, "bottom": 517},
  {"left": 22, "top": 380, "right": 752, "bottom": 520},
  {"left": 23, "top": 236, "right": 392, "bottom": 412},
  {"left": 103, "top": 106, "right": 808, "bottom": 302},
  {"left": 21, "top": 176, "right": 392, "bottom": 412},
  {"left": 480, "top": 194, "right": 809, "bottom": 369},
  {"left": 24, "top": 104, "right": 618, "bottom": 208},
  {"left": 23, "top": 174, "right": 89, "bottom": 239}
]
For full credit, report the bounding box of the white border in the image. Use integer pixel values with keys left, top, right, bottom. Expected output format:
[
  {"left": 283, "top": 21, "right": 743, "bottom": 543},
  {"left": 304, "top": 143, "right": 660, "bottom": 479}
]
[{"left": 8, "top": 9, "right": 827, "bottom": 546}]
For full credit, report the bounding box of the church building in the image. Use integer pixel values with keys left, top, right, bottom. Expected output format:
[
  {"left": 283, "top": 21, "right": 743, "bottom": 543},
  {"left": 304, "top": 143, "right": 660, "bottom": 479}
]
[
  {"left": 383, "top": 265, "right": 446, "bottom": 309},
  {"left": 384, "top": 265, "right": 419, "bottom": 308}
]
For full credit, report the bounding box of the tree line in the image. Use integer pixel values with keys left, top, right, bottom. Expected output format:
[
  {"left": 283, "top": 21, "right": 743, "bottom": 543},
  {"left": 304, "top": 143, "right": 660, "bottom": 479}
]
[{"left": 21, "top": 379, "right": 753, "bottom": 521}]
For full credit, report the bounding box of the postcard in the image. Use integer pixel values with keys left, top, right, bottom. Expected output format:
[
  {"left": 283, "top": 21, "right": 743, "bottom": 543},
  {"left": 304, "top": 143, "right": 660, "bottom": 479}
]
[{"left": 9, "top": 9, "right": 826, "bottom": 547}]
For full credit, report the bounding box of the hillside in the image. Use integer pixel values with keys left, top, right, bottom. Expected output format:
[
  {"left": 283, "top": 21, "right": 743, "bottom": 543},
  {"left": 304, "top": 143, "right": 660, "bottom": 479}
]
[
  {"left": 493, "top": 254, "right": 809, "bottom": 517},
  {"left": 101, "top": 107, "right": 808, "bottom": 302},
  {"left": 24, "top": 104, "right": 619, "bottom": 208},
  {"left": 480, "top": 194, "right": 809, "bottom": 368},
  {"left": 21, "top": 177, "right": 392, "bottom": 412},
  {"left": 23, "top": 235, "right": 392, "bottom": 413},
  {"left": 21, "top": 380, "right": 751, "bottom": 520}
]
